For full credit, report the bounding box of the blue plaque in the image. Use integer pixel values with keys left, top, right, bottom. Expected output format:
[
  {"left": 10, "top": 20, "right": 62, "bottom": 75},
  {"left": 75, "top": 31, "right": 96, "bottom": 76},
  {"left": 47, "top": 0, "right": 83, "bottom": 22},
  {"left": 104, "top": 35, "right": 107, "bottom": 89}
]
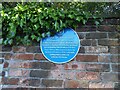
[{"left": 40, "top": 28, "right": 80, "bottom": 64}]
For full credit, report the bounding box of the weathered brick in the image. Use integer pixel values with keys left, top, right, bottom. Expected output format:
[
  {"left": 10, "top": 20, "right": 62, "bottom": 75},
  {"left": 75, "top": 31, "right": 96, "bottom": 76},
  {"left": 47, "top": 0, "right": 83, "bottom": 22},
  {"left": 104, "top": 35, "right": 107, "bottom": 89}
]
[
  {"left": 76, "top": 55, "right": 98, "bottom": 62},
  {"left": 85, "top": 46, "right": 108, "bottom": 54},
  {"left": 79, "top": 47, "right": 85, "bottom": 53},
  {"left": 89, "top": 82, "right": 114, "bottom": 88},
  {"left": 8, "top": 69, "right": 30, "bottom": 77},
  {"left": 0, "top": 58, "right": 4, "bottom": 64},
  {"left": 1, "top": 71, "right": 5, "bottom": 77},
  {"left": 31, "top": 62, "right": 56, "bottom": 70},
  {"left": 98, "top": 55, "right": 111, "bottom": 63},
  {"left": 110, "top": 55, "right": 120, "bottom": 63},
  {"left": 2, "top": 77, "right": 19, "bottom": 85},
  {"left": 114, "top": 82, "right": 120, "bottom": 89},
  {"left": 108, "top": 32, "right": 119, "bottom": 38},
  {"left": 42, "top": 79, "right": 63, "bottom": 87},
  {"left": 30, "top": 70, "right": 49, "bottom": 78},
  {"left": 64, "top": 63, "right": 86, "bottom": 70},
  {"left": 13, "top": 54, "right": 34, "bottom": 60},
  {"left": 81, "top": 39, "right": 97, "bottom": 46},
  {"left": 64, "top": 71, "right": 76, "bottom": 80},
  {"left": 76, "top": 72, "right": 100, "bottom": 81},
  {"left": 2, "top": 45, "right": 12, "bottom": 52},
  {"left": 86, "top": 33, "right": 107, "bottom": 39},
  {"left": 9, "top": 61, "right": 32, "bottom": 69},
  {"left": 64, "top": 80, "right": 79, "bottom": 88},
  {"left": 3, "top": 61, "right": 9, "bottom": 68},
  {"left": 76, "top": 25, "right": 97, "bottom": 32},
  {"left": 0, "top": 53, "right": 2, "bottom": 58},
  {"left": 64, "top": 80, "right": 89, "bottom": 88},
  {"left": 97, "top": 25, "right": 117, "bottom": 32},
  {"left": 102, "top": 72, "right": 119, "bottom": 82},
  {"left": 98, "top": 40, "right": 119, "bottom": 46},
  {"left": 108, "top": 46, "right": 120, "bottom": 54},
  {"left": 86, "top": 64, "right": 110, "bottom": 72},
  {"left": 12, "top": 46, "right": 26, "bottom": 53},
  {"left": 4, "top": 53, "right": 12, "bottom": 60},
  {"left": 34, "top": 54, "right": 46, "bottom": 60},
  {"left": 112, "top": 64, "right": 120, "bottom": 72},
  {"left": 49, "top": 70, "right": 64, "bottom": 79},
  {"left": 21, "top": 78, "right": 40, "bottom": 86},
  {"left": 26, "top": 46, "right": 41, "bottom": 53},
  {"left": 100, "top": 19, "right": 120, "bottom": 25},
  {"left": 77, "top": 33, "right": 85, "bottom": 39}
]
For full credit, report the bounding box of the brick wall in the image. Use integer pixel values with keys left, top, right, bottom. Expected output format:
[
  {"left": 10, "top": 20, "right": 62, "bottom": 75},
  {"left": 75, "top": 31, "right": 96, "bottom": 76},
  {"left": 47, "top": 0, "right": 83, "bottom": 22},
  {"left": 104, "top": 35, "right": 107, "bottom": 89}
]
[{"left": 0, "top": 18, "right": 120, "bottom": 89}]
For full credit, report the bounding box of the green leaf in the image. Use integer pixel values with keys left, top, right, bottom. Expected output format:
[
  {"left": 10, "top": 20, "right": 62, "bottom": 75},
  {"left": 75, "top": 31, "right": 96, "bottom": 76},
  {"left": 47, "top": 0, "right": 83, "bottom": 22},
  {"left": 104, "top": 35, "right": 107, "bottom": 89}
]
[
  {"left": 95, "top": 21, "right": 100, "bottom": 26},
  {"left": 76, "top": 17, "right": 83, "bottom": 22},
  {"left": 31, "top": 35, "right": 36, "bottom": 40},
  {"left": 8, "top": 39, "right": 13, "bottom": 45},
  {"left": 82, "top": 19, "right": 86, "bottom": 25}
]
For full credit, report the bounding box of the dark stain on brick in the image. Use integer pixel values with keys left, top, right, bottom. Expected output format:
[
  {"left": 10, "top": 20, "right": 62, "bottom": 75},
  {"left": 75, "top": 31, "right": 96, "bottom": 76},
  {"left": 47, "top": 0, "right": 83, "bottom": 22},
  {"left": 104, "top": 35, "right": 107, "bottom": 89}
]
[
  {"left": 31, "top": 62, "right": 56, "bottom": 70},
  {"left": 81, "top": 39, "right": 97, "bottom": 46},
  {"left": 112, "top": 64, "right": 120, "bottom": 72},
  {"left": 2, "top": 45, "right": 12, "bottom": 52},
  {"left": 22, "top": 79, "right": 40, "bottom": 86},
  {"left": 114, "top": 82, "right": 120, "bottom": 90},
  {"left": 42, "top": 79, "right": 63, "bottom": 87},
  {"left": 86, "top": 33, "right": 107, "bottom": 39},
  {"left": 0, "top": 58, "right": 4, "bottom": 64},
  {"left": 79, "top": 47, "right": 85, "bottom": 53},
  {"left": 77, "top": 33, "right": 85, "bottom": 39},
  {"left": 98, "top": 40, "right": 119, "bottom": 46},
  {"left": 30, "top": 70, "right": 49, "bottom": 78},
  {"left": 2, "top": 77, "right": 19, "bottom": 85},
  {"left": 26, "top": 46, "right": 41, "bottom": 53}
]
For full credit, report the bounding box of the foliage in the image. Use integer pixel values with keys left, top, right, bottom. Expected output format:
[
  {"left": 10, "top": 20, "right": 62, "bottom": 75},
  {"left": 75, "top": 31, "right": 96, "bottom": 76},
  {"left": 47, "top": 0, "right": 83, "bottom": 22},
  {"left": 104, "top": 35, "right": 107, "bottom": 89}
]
[{"left": 1, "top": 2, "right": 120, "bottom": 45}]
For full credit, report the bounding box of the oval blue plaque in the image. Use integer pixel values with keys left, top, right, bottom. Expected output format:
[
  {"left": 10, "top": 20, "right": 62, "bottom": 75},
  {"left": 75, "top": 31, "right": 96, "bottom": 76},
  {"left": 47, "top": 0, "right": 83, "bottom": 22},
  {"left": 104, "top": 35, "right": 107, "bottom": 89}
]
[{"left": 40, "top": 28, "right": 80, "bottom": 64}]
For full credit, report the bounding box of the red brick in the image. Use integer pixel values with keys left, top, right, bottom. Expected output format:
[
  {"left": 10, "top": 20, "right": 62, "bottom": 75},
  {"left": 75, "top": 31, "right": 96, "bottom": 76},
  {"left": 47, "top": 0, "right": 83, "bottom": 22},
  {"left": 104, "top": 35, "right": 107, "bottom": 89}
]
[
  {"left": 65, "top": 80, "right": 88, "bottom": 88},
  {"left": 2, "top": 77, "right": 19, "bottom": 85},
  {"left": 12, "top": 46, "right": 26, "bottom": 53},
  {"left": 64, "top": 80, "right": 80, "bottom": 88},
  {"left": 86, "top": 72, "right": 100, "bottom": 80},
  {"left": 34, "top": 54, "right": 46, "bottom": 60},
  {"left": 76, "top": 72, "right": 100, "bottom": 80},
  {"left": 3, "top": 61, "right": 9, "bottom": 68},
  {"left": 76, "top": 55, "right": 98, "bottom": 62},
  {"left": 72, "top": 64, "right": 78, "bottom": 69},
  {"left": 64, "top": 63, "right": 86, "bottom": 70},
  {"left": 13, "top": 54, "right": 33, "bottom": 60}
]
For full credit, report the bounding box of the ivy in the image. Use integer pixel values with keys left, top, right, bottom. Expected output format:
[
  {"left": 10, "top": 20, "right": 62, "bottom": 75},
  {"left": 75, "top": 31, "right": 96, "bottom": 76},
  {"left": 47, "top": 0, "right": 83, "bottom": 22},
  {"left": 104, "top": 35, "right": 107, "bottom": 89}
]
[{"left": 1, "top": 2, "right": 105, "bottom": 45}]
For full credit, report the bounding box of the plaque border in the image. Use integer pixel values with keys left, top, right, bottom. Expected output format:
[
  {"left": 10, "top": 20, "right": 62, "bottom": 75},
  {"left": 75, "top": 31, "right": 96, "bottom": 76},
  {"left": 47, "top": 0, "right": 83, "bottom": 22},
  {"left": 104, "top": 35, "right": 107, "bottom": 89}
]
[{"left": 40, "top": 28, "right": 80, "bottom": 64}]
